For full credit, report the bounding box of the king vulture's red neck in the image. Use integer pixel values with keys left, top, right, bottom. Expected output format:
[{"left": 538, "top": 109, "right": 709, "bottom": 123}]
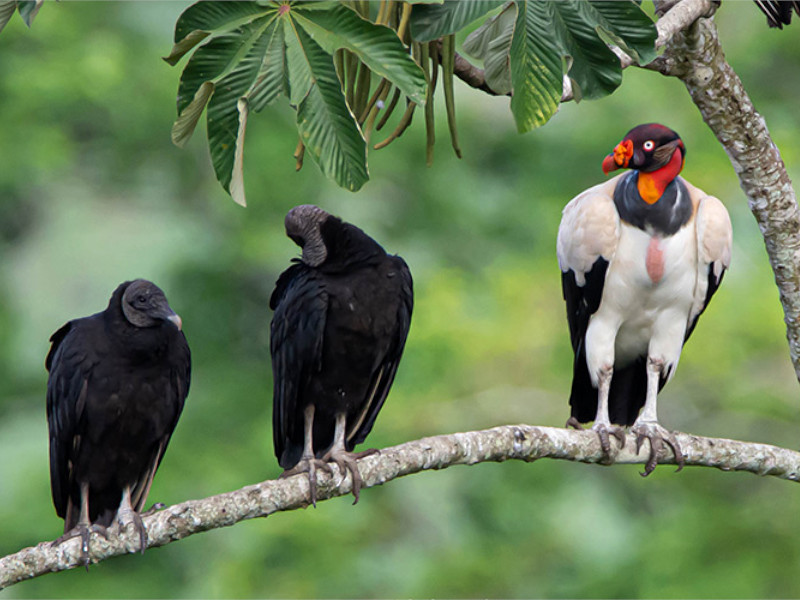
[{"left": 636, "top": 145, "right": 684, "bottom": 204}]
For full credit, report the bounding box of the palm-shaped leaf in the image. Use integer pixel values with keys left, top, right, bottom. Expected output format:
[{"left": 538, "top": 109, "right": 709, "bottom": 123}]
[{"left": 169, "top": 1, "right": 424, "bottom": 200}]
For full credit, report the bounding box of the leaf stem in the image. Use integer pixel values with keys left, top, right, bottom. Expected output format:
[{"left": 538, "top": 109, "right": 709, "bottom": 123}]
[
  {"left": 397, "top": 3, "right": 412, "bottom": 43},
  {"left": 441, "top": 34, "right": 462, "bottom": 158},
  {"left": 293, "top": 139, "right": 305, "bottom": 172},
  {"left": 353, "top": 61, "right": 372, "bottom": 120},
  {"left": 376, "top": 87, "right": 402, "bottom": 131},
  {"left": 376, "top": 0, "right": 389, "bottom": 25},
  {"left": 345, "top": 51, "right": 359, "bottom": 108},
  {"left": 373, "top": 100, "right": 415, "bottom": 150},
  {"left": 422, "top": 41, "right": 438, "bottom": 167},
  {"left": 359, "top": 78, "right": 390, "bottom": 123},
  {"left": 363, "top": 81, "right": 392, "bottom": 144}
]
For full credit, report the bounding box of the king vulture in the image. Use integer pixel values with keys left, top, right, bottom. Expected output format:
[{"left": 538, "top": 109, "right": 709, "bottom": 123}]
[{"left": 557, "top": 123, "right": 732, "bottom": 475}]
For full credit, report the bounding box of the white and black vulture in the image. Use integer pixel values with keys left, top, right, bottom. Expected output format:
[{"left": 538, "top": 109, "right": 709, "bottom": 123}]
[
  {"left": 46, "top": 279, "right": 190, "bottom": 563},
  {"left": 557, "top": 123, "right": 732, "bottom": 475},
  {"left": 270, "top": 205, "right": 413, "bottom": 505}
]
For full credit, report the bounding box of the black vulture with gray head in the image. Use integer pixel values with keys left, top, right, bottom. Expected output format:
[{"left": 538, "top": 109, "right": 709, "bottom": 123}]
[
  {"left": 270, "top": 205, "right": 413, "bottom": 506},
  {"left": 46, "top": 279, "right": 190, "bottom": 563}
]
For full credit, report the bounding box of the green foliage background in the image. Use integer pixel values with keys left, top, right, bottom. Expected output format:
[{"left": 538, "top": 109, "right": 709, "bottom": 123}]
[{"left": 1, "top": 2, "right": 799, "bottom": 597}]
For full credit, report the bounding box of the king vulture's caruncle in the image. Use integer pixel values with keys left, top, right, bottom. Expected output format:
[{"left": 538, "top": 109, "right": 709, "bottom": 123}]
[{"left": 557, "top": 123, "right": 732, "bottom": 475}]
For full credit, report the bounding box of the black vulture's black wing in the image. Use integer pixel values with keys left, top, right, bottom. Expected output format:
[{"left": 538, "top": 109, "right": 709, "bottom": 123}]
[
  {"left": 130, "top": 329, "right": 191, "bottom": 512},
  {"left": 270, "top": 264, "right": 328, "bottom": 468},
  {"left": 347, "top": 256, "right": 414, "bottom": 450},
  {"left": 45, "top": 319, "right": 97, "bottom": 522}
]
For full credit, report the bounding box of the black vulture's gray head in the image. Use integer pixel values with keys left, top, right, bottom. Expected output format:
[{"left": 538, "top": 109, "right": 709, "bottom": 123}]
[
  {"left": 121, "top": 279, "right": 183, "bottom": 330},
  {"left": 285, "top": 204, "right": 330, "bottom": 267}
]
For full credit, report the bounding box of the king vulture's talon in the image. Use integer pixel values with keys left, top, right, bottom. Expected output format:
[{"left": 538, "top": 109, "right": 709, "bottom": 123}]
[
  {"left": 597, "top": 427, "right": 612, "bottom": 456},
  {"left": 611, "top": 426, "right": 626, "bottom": 448},
  {"left": 632, "top": 420, "right": 685, "bottom": 476},
  {"left": 591, "top": 422, "right": 625, "bottom": 456}
]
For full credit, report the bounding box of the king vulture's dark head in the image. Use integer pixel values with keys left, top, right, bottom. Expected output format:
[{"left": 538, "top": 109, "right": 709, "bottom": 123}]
[{"left": 602, "top": 123, "right": 686, "bottom": 175}]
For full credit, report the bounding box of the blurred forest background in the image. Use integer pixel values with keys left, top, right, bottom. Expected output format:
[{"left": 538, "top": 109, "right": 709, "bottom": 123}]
[{"left": 1, "top": 2, "right": 799, "bottom": 598}]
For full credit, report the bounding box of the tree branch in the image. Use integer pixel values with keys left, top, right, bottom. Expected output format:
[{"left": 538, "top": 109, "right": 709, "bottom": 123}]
[
  {"left": 651, "top": 16, "right": 800, "bottom": 383},
  {"left": 3, "top": 424, "right": 800, "bottom": 590}
]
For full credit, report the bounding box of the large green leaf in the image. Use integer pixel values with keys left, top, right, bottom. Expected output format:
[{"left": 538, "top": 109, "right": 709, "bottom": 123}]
[
  {"left": 0, "top": 1, "right": 16, "bottom": 34},
  {"left": 287, "top": 22, "right": 368, "bottom": 192},
  {"left": 206, "top": 19, "right": 278, "bottom": 200},
  {"left": 245, "top": 18, "right": 289, "bottom": 113},
  {"left": 410, "top": 0, "right": 504, "bottom": 42},
  {"left": 551, "top": 1, "right": 623, "bottom": 101},
  {"left": 583, "top": 0, "right": 658, "bottom": 65},
  {"left": 293, "top": 4, "right": 426, "bottom": 104},
  {"left": 509, "top": 1, "right": 562, "bottom": 133},
  {"left": 462, "top": 2, "right": 516, "bottom": 95},
  {"left": 494, "top": 0, "right": 655, "bottom": 132},
  {"left": 176, "top": 14, "right": 275, "bottom": 115},
  {"left": 16, "top": 0, "right": 41, "bottom": 27},
  {"left": 165, "top": 2, "right": 269, "bottom": 65}
]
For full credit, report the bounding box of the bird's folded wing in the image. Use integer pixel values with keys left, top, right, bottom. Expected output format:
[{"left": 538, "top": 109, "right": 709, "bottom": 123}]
[
  {"left": 347, "top": 259, "right": 414, "bottom": 449},
  {"left": 270, "top": 268, "right": 328, "bottom": 464},
  {"left": 688, "top": 191, "right": 732, "bottom": 333},
  {"left": 557, "top": 178, "right": 621, "bottom": 349}
]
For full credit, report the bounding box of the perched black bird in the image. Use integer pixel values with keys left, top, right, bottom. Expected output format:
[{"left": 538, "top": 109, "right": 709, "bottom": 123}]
[
  {"left": 270, "top": 205, "right": 413, "bottom": 505},
  {"left": 46, "top": 279, "right": 190, "bottom": 562}
]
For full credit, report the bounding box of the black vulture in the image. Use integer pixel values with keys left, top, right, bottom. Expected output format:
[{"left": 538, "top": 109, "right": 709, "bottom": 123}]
[
  {"left": 46, "top": 279, "right": 190, "bottom": 562},
  {"left": 270, "top": 205, "right": 413, "bottom": 505},
  {"left": 558, "top": 124, "right": 731, "bottom": 475}
]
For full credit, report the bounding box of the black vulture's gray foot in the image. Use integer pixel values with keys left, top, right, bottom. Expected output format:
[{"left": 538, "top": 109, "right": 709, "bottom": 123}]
[
  {"left": 320, "top": 448, "right": 378, "bottom": 505},
  {"left": 280, "top": 457, "right": 334, "bottom": 508},
  {"left": 591, "top": 422, "right": 626, "bottom": 457},
  {"left": 564, "top": 417, "right": 583, "bottom": 431},
  {"left": 631, "top": 420, "right": 685, "bottom": 476},
  {"left": 141, "top": 502, "right": 165, "bottom": 517},
  {"left": 51, "top": 523, "right": 109, "bottom": 568},
  {"left": 565, "top": 416, "right": 584, "bottom": 430},
  {"left": 116, "top": 506, "right": 147, "bottom": 554}
]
